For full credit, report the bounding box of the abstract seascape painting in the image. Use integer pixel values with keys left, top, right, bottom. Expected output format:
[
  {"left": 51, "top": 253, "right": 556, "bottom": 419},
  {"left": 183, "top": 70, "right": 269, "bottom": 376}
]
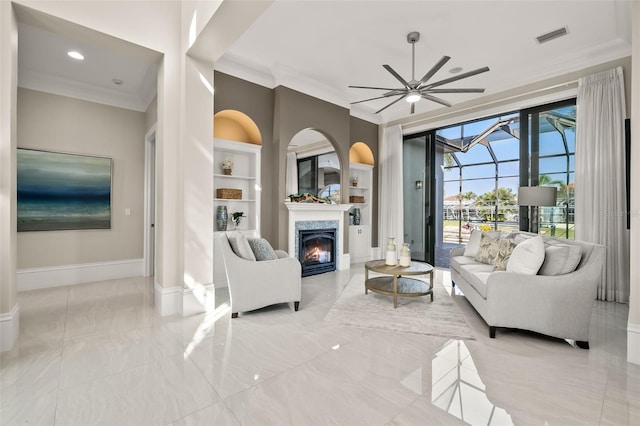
[{"left": 17, "top": 149, "right": 112, "bottom": 231}]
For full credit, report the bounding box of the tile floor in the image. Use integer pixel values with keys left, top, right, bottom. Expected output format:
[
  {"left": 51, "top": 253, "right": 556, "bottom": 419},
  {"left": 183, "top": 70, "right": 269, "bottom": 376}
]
[{"left": 1, "top": 267, "right": 639, "bottom": 425}]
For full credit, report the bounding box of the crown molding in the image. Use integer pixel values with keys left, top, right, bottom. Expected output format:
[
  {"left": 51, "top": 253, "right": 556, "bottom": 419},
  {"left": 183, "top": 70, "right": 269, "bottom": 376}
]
[
  {"left": 19, "top": 67, "right": 152, "bottom": 112},
  {"left": 215, "top": 52, "right": 380, "bottom": 125}
]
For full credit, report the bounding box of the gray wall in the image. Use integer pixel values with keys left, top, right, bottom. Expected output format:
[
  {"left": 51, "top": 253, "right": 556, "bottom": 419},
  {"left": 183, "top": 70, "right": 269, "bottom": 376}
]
[
  {"left": 349, "top": 116, "right": 379, "bottom": 246},
  {"left": 17, "top": 88, "right": 146, "bottom": 268},
  {"left": 213, "top": 72, "right": 380, "bottom": 250},
  {"left": 213, "top": 71, "right": 275, "bottom": 241}
]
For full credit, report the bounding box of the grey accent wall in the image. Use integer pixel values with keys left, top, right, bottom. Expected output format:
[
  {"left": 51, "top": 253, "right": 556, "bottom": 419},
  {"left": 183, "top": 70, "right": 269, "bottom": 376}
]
[
  {"left": 349, "top": 116, "right": 379, "bottom": 246},
  {"left": 213, "top": 72, "right": 380, "bottom": 252},
  {"left": 213, "top": 71, "right": 275, "bottom": 241},
  {"left": 273, "top": 86, "right": 351, "bottom": 249},
  {"left": 17, "top": 88, "right": 146, "bottom": 268}
]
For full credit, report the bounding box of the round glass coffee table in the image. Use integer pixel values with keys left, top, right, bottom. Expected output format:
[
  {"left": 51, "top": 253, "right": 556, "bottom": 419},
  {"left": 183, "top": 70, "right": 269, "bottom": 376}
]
[{"left": 364, "top": 260, "right": 434, "bottom": 308}]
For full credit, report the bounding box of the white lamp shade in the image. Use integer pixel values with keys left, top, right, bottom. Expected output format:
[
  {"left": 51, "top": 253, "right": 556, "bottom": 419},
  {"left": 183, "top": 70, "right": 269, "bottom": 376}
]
[{"left": 518, "top": 186, "right": 557, "bottom": 206}]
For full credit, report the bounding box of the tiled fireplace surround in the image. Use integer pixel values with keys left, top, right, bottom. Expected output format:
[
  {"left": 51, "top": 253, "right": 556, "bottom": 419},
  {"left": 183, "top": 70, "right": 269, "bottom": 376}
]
[{"left": 285, "top": 202, "right": 352, "bottom": 271}]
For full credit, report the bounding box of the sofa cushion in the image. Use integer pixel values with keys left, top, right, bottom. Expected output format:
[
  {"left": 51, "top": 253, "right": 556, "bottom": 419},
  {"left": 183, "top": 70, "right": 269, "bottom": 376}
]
[
  {"left": 507, "top": 235, "right": 545, "bottom": 274},
  {"left": 538, "top": 243, "right": 582, "bottom": 275},
  {"left": 248, "top": 238, "right": 279, "bottom": 261},
  {"left": 450, "top": 255, "right": 480, "bottom": 270},
  {"left": 459, "top": 263, "right": 495, "bottom": 298},
  {"left": 227, "top": 232, "right": 256, "bottom": 261}
]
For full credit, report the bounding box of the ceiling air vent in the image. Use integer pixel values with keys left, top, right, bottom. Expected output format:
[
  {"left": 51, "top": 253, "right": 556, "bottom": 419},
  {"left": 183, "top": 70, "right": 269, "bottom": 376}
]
[{"left": 536, "top": 27, "right": 568, "bottom": 44}]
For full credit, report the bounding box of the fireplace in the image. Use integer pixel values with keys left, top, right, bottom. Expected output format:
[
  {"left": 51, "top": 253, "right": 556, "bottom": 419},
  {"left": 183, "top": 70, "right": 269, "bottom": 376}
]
[{"left": 298, "top": 228, "right": 337, "bottom": 277}]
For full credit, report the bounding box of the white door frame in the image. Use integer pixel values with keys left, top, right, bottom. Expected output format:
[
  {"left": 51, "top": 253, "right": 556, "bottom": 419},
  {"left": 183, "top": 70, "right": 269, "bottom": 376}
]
[{"left": 143, "top": 124, "right": 156, "bottom": 278}]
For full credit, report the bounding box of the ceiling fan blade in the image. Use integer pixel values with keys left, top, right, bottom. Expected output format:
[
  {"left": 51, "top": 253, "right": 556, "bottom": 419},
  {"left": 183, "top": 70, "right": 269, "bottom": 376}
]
[
  {"left": 422, "top": 66, "right": 490, "bottom": 89},
  {"left": 425, "top": 88, "right": 486, "bottom": 94},
  {"left": 383, "top": 65, "right": 411, "bottom": 89},
  {"left": 421, "top": 93, "right": 452, "bottom": 108},
  {"left": 349, "top": 85, "right": 402, "bottom": 91},
  {"left": 410, "top": 102, "right": 415, "bottom": 115},
  {"left": 418, "top": 56, "right": 451, "bottom": 86},
  {"left": 375, "top": 94, "right": 406, "bottom": 114},
  {"left": 350, "top": 93, "right": 401, "bottom": 105}
]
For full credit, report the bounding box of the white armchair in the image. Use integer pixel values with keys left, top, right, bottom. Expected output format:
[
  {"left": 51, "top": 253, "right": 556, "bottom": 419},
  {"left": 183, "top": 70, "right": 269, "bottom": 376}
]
[{"left": 220, "top": 233, "right": 301, "bottom": 318}]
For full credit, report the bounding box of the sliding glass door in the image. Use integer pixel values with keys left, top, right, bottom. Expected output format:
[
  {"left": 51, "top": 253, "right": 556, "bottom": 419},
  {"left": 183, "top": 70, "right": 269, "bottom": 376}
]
[{"left": 403, "top": 133, "right": 435, "bottom": 264}]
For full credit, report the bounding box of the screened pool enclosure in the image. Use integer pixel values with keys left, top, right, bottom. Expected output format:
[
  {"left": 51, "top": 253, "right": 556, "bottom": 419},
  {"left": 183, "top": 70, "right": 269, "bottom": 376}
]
[{"left": 403, "top": 100, "right": 576, "bottom": 267}]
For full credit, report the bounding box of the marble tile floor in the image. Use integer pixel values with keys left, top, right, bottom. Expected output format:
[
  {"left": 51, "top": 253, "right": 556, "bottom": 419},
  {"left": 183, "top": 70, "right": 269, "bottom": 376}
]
[{"left": 1, "top": 268, "right": 639, "bottom": 426}]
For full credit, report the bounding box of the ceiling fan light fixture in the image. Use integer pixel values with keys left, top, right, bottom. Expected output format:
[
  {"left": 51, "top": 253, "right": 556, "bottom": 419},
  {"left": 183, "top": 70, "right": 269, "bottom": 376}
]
[{"left": 406, "top": 91, "right": 421, "bottom": 103}]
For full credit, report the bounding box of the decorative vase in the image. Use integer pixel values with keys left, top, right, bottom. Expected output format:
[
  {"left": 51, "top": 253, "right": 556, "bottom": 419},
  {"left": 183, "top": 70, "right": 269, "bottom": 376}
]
[
  {"left": 223, "top": 168, "right": 232, "bottom": 175},
  {"left": 353, "top": 208, "right": 361, "bottom": 225},
  {"left": 385, "top": 237, "right": 397, "bottom": 266},
  {"left": 216, "top": 205, "right": 228, "bottom": 231},
  {"left": 351, "top": 177, "right": 358, "bottom": 187},
  {"left": 399, "top": 243, "right": 411, "bottom": 267}
]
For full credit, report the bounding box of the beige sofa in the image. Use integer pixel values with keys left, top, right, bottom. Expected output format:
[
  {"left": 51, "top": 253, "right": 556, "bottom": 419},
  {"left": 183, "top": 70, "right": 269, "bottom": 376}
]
[{"left": 450, "top": 230, "right": 605, "bottom": 348}]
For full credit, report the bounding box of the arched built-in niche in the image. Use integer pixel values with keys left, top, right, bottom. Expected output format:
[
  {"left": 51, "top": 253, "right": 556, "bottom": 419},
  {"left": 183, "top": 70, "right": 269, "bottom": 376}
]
[
  {"left": 349, "top": 142, "right": 375, "bottom": 166},
  {"left": 213, "top": 110, "right": 262, "bottom": 144},
  {"left": 286, "top": 129, "right": 342, "bottom": 201}
]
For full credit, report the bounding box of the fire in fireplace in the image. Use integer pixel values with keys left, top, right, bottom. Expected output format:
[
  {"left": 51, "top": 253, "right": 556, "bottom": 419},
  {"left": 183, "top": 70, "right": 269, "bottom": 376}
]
[{"left": 298, "top": 228, "right": 337, "bottom": 277}]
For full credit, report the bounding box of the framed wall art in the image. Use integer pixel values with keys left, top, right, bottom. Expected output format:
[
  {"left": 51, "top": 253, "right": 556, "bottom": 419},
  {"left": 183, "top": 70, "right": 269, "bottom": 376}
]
[{"left": 17, "top": 148, "right": 112, "bottom": 231}]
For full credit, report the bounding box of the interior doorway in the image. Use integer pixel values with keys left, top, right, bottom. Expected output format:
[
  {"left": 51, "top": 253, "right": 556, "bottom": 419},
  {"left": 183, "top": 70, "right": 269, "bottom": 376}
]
[{"left": 144, "top": 125, "right": 156, "bottom": 277}]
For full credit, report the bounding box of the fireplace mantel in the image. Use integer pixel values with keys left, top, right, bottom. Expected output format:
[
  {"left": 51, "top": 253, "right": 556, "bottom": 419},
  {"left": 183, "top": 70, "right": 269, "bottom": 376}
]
[
  {"left": 285, "top": 202, "right": 352, "bottom": 271},
  {"left": 284, "top": 202, "right": 353, "bottom": 212}
]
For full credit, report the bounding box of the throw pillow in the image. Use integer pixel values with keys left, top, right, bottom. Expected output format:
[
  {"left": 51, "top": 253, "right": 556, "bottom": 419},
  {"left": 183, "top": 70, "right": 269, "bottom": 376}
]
[
  {"left": 538, "top": 244, "right": 582, "bottom": 275},
  {"left": 493, "top": 238, "right": 516, "bottom": 271},
  {"left": 474, "top": 233, "right": 501, "bottom": 265},
  {"left": 464, "top": 229, "right": 502, "bottom": 257},
  {"left": 227, "top": 232, "right": 256, "bottom": 261},
  {"left": 248, "top": 238, "right": 279, "bottom": 261},
  {"left": 506, "top": 235, "right": 545, "bottom": 275}
]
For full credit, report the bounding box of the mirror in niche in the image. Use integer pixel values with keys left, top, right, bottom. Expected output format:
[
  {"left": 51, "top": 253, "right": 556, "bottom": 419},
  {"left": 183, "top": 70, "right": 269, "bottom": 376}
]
[{"left": 286, "top": 129, "right": 341, "bottom": 203}]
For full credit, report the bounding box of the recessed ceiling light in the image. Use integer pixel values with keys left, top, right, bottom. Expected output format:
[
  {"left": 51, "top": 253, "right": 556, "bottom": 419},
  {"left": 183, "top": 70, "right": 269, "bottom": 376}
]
[
  {"left": 67, "top": 51, "right": 84, "bottom": 60},
  {"left": 449, "top": 67, "right": 463, "bottom": 74},
  {"left": 112, "top": 78, "right": 124, "bottom": 86}
]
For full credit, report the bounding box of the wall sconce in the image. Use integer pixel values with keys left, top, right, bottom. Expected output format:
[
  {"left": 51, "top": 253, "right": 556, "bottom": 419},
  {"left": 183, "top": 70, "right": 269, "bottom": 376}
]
[{"left": 415, "top": 180, "right": 423, "bottom": 189}]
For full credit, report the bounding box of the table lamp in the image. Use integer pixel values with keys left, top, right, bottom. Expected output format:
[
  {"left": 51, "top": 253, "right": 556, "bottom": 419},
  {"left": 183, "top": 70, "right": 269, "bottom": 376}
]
[{"left": 518, "top": 186, "right": 557, "bottom": 233}]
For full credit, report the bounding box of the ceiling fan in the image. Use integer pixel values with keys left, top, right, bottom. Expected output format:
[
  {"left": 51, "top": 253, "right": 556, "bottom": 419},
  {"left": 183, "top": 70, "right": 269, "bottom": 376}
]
[{"left": 349, "top": 32, "right": 490, "bottom": 114}]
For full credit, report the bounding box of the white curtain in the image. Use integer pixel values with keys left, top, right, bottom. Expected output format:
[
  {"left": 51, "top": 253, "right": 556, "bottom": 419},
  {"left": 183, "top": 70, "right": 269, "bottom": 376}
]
[
  {"left": 379, "top": 125, "right": 404, "bottom": 251},
  {"left": 285, "top": 152, "right": 298, "bottom": 196},
  {"left": 575, "top": 67, "right": 630, "bottom": 302}
]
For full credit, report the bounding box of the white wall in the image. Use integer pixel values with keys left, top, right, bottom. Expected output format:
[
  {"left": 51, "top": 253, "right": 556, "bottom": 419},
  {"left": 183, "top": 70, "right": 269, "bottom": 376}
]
[
  {"left": 0, "top": 0, "right": 19, "bottom": 351},
  {"left": 17, "top": 88, "right": 146, "bottom": 268},
  {"left": 628, "top": 2, "right": 640, "bottom": 365}
]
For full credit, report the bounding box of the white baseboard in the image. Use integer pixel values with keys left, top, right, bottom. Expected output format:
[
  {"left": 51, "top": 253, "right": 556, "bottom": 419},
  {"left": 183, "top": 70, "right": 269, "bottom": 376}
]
[
  {"left": 154, "top": 281, "right": 182, "bottom": 316},
  {"left": 338, "top": 254, "right": 351, "bottom": 270},
  {"left": 182, "top": 284, "right": 216, "bottom": 316},
  {"left": 17, "top": 259, "right": 144, "bottom": 291},
  {"left": 628, "top": 322, "right": 640, "bottom": 365},
  {"left": 154, "top": 281, "right": 216, "bottom": 317},
  {"left": 0, "top": 304, "right": 19, "bottom": 352}
]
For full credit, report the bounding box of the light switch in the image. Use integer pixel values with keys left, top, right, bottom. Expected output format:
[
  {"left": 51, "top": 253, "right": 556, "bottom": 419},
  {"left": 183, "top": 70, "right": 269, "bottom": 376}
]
[{"left": 125, "top": 208, "right": 131, "bottom": 216}]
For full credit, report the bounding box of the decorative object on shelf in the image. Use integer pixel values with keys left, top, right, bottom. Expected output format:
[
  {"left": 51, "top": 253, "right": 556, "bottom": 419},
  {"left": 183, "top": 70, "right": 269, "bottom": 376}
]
[
  {"left": 216, "top": 188, "right": 242, "bottom": 199},
  {"left": 351, "top": 176, "right": 359, "bottom": 187},
  {"left": 349, "top": 195, "right": 365, "bottom": 203},
  {"left": 399, "top": 243, "right": 411, "bottom": 267},
  {"left": 231, "top": 211, "right": 244, "bottom": 228},
  {"left": 352, "top": 208, "right": 361, "bottom": 225},
  {"left": 385, "top": 236, "right": 397, "bottom": 266},
  {"left": 221, "top": 157, "right": 233, "bottom": 175},
  {"left": 216, "top": 205, "right": 228, "bottom": 231},
  {"left": 288, "top": 193, "right": 330, "bottom": 203}
]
